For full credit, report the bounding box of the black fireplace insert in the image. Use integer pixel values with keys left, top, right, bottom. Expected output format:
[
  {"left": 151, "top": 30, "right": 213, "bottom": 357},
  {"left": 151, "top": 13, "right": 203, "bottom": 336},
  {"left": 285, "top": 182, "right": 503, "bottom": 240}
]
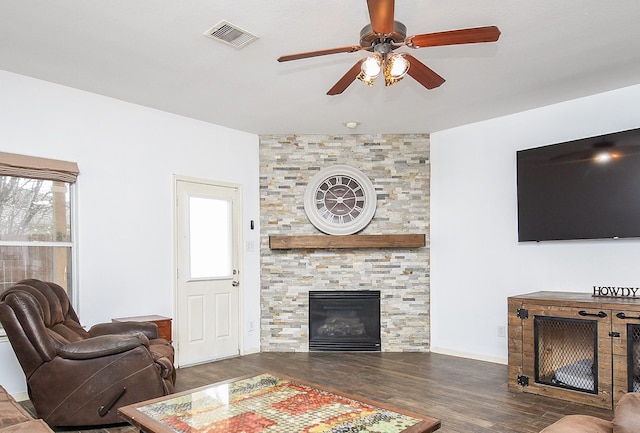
[{"left": 309, "top": 290, "right": 381, "bottom": 351}]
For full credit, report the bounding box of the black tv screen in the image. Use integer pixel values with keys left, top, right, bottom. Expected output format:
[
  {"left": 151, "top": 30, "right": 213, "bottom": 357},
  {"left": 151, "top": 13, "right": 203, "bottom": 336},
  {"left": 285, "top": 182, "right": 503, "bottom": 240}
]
[{"left": 517, "top": 127, "right": 640, "bottom": 242}]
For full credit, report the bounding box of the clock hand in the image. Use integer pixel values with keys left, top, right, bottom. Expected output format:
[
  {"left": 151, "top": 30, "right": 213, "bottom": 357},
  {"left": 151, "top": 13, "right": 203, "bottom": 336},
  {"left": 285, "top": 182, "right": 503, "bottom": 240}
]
[{"left": 326, "top": 202, "right": 339, "bottom": 213}]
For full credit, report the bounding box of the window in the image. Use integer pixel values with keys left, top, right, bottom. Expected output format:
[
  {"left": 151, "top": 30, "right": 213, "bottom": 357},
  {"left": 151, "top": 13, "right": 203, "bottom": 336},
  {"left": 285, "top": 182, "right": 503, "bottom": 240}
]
[{"left": 0, "top": 152, "right": 78, "bottom": 338}]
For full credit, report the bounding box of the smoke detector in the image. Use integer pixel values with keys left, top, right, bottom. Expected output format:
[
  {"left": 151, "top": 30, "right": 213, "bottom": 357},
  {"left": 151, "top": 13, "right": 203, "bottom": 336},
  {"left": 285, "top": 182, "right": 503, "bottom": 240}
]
[{"left": 203, "top": 20, "right": 259, "bottom": 49}]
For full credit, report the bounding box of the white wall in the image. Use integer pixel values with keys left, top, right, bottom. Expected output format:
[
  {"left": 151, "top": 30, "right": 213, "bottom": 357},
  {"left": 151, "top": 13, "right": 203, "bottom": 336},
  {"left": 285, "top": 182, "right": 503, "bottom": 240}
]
[
  {"left": 430, "top": 84, "right": 640, "bottom": 364},
  {"left": 0, "top": 71, "right": 261, "bottom": 395},
  {"left": 3, "top": 70, "right": 639, "bottom": 394}
]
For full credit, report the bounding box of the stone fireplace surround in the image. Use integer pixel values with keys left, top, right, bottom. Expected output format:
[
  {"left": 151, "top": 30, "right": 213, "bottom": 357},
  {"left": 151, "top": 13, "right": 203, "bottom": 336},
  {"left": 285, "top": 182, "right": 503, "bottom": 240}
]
[{"left": 259, "top": 134, "right": 430, "bottom": 352}]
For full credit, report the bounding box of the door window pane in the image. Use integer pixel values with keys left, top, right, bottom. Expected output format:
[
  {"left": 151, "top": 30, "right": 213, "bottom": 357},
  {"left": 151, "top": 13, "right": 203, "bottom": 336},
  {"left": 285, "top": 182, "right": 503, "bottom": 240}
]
[{"left": 189, "top": 196, "right": 232, "bottom": 279}]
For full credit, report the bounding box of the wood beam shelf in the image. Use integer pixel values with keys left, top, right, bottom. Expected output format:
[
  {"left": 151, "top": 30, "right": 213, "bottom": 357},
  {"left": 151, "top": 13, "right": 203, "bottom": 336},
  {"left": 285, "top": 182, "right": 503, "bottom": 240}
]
[{"left": 269, "top": 234, "right": 426, "bottom": 250}]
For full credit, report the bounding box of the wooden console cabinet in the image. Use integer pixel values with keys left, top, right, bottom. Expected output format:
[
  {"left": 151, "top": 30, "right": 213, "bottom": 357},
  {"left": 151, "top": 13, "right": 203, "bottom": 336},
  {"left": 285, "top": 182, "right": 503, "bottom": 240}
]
[{"left": 508, "top": 291, "right": 640, "bottom": 409}]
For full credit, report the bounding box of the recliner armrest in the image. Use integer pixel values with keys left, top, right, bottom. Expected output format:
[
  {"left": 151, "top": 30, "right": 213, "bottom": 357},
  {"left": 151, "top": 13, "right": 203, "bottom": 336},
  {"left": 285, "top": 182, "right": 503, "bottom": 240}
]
[
  {"left": 58, "top": 334, "right": 145, "bottom": 360},
  {"left": 88, "top": 321, "right": 159, "bottom": 339}
]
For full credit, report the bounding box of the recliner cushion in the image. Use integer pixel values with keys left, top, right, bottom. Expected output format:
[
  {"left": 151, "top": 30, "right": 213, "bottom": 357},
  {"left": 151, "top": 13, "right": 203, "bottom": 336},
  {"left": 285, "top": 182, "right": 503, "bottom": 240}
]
[
  {"left": 1, "top": 292, "right": 58, "bottom": 363},
  {"left": 17, "top": 280, "right": 64, "bottom": 327},
  {"left": 50, "top": 320, "right": 90, "bottom": 343}
]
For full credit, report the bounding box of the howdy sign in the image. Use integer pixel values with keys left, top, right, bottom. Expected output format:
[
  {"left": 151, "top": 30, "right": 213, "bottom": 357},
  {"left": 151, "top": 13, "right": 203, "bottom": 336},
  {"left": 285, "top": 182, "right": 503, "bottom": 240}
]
[{"left": 592, "top": 286, "right": 640, "bottom": 298}]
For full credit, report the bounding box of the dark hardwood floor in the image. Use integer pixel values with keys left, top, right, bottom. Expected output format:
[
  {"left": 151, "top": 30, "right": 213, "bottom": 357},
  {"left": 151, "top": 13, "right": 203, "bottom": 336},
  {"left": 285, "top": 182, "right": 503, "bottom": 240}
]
[{"left": 51, "top": 352, "right": 614, "bottom": 433}]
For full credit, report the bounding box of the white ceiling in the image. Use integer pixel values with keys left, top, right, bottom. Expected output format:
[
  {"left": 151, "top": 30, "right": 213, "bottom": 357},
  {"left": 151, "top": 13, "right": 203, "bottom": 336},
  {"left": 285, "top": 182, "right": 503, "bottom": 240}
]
[{"left": 2, "top": 1, "right": 640, "bottom": 135}]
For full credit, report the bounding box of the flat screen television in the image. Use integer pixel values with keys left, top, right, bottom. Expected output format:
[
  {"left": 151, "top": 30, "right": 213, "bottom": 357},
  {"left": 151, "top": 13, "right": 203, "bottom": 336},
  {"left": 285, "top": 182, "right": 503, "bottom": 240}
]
[{"left": 517, "top": 127, "right": 640, "bottom": 242}]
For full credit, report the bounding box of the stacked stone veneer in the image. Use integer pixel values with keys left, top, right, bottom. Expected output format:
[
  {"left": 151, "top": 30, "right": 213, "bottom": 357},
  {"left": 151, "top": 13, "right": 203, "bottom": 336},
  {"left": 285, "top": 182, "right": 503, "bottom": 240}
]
[{"left": 259, "top": 134, "right": 430, "bottom": 352}]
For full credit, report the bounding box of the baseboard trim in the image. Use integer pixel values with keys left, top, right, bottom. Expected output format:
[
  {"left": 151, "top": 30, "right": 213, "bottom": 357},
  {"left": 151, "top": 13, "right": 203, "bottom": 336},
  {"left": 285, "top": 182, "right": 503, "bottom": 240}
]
[
  {"left": 12, "top": 391, "right": 29, "bottom": 402},
  {"left": 429, "top": 347, "right": 507, "bottom": 365},
  {"left": 241, "top": 346, "right": 261, "bottom": 356}
]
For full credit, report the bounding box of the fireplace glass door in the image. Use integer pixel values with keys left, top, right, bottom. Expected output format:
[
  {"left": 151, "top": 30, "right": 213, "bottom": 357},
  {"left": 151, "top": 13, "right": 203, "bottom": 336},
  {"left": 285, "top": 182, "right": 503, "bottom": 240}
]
[{"left": 309, "top": 290, "right": 381, "bottom": 351}]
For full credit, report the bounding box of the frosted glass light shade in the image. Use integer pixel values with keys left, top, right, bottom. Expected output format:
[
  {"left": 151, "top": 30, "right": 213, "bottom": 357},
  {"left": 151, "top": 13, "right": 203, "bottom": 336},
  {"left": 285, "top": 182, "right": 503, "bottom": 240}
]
[
  {"left": 387, "top": 53, "right": 409, "bottom": 78},
  {"left": 361, "top": 53, "right": 382, "bottom": 78}
]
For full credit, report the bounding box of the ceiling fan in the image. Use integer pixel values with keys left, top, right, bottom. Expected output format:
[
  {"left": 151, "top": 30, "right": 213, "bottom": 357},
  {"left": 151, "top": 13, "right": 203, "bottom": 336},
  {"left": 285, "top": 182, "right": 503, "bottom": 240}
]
[{"left": 277, "top": 0, "right": 501, "bottom": 95}]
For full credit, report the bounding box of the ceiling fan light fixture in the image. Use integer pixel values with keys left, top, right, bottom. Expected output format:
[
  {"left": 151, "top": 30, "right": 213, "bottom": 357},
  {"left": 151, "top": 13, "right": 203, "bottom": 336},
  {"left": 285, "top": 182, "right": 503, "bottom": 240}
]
[
  {"left": 384, "top": 53, "right": 410, "bottom": 86},
  {"left": 357, "top": 71, "right": 376, "bottom": 86},
  {"left": 384, "top": 73, "right": 403, "bottom": 87},
  {"left": 358, "top": 53, "right": 383, "bottom": 86},
  {"left": 362, "top": 53, "right": 382, "bottom": 76},
  {"left": 387, "top": 53, "right": 409, "bottom": 78}
]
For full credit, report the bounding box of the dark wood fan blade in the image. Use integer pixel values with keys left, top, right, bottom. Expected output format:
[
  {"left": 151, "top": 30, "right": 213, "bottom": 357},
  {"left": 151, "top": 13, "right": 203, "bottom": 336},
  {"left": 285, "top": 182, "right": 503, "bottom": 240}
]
[
  {"left": 367, "top": 0, "right": 395, "bottom": 34},
  {"left": 278, "top": 46, "right": 363, "bottom": 62},
  {"left": 405, "top": 55, "right": 445, "bottom": 90},
  {"left": 327, "top": 59, "right": 365, "bottom": 95},
  {"left": 406, "top": 26, "right": 501, "bottom": 48}
]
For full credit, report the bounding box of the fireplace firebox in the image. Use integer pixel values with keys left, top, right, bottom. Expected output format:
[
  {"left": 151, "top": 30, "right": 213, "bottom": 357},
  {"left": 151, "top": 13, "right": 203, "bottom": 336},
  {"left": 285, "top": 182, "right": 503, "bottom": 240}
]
[{"left": 309, "top": 290, "right": 381, "bottom": 351}]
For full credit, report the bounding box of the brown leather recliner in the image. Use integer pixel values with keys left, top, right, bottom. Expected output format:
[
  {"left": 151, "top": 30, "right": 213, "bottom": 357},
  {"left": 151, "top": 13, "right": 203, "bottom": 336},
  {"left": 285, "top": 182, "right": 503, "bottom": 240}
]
[{"left": 0, "top": 279, "right": 176, "bottom": 427}]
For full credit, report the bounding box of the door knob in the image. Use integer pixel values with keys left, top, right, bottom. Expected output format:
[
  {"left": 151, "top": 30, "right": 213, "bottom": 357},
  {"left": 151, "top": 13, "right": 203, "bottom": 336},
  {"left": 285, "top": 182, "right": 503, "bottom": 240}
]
[{"left": 232, "top": 281, "right": 239, "bottom": 287}]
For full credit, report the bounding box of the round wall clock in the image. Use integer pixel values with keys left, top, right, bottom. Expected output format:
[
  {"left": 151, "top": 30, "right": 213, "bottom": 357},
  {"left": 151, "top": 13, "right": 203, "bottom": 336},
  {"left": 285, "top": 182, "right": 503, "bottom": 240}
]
[{"left": 303, "top": 165, "right": 377, "bottom": 235}]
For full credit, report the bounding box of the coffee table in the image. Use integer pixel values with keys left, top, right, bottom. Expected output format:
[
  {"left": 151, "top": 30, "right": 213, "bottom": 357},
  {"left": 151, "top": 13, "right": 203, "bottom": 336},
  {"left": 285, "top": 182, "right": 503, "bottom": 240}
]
[{"left": 118, "top": 372, "right": 441, "bottom": 433}]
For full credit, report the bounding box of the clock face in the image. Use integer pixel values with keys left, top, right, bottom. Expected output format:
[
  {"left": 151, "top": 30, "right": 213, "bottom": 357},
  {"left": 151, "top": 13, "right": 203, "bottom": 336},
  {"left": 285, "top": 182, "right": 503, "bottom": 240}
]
[
  {"left": 315, "top": 175, "right": 365, "bottom": 223},
  {"left": 304, "top": 165, "right": 377, "bottom": 235}
]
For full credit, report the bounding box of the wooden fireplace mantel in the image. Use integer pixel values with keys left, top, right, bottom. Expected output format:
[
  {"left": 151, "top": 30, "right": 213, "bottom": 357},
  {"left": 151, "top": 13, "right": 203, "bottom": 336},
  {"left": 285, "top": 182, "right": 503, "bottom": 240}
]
[{"left": 268, "top": 234, "right": 426, "bottom": 250}]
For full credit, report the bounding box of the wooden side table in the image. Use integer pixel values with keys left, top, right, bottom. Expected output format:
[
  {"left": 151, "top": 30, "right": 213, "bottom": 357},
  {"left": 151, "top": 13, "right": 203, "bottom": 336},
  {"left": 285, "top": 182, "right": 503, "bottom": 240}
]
[{"left": 112, "top": 315, "right": 172, "bottom": 342}]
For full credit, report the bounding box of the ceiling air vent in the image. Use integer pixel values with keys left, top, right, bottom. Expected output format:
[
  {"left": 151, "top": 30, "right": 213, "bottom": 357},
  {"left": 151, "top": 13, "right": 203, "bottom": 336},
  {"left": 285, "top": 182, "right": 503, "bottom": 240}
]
[{"left": 203, "top": 20, "right": 258, "bottom": 49}]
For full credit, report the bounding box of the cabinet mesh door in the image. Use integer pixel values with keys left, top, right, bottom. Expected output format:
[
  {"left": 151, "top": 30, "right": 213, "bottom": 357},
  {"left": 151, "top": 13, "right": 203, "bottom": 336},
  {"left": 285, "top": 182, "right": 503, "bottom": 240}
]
[
  {"left": 628, "top": 325, "right": 640, "bottom": 392},
  {"left": 534, "top": 316, "right": 598, "bottom": 393}
]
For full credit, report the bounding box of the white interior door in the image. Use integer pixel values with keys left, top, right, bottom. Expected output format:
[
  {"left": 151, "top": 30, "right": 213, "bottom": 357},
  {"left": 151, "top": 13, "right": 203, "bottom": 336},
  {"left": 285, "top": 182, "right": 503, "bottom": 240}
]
[{"left": 175, "top": 178, "right": 241, "bottom": 366}]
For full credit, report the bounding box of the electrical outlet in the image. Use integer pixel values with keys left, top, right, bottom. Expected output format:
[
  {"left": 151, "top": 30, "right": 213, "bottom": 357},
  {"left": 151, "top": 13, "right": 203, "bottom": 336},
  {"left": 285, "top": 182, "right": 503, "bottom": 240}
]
[{"left": 497, "top": 326, "right": 506, "bottom": 338}]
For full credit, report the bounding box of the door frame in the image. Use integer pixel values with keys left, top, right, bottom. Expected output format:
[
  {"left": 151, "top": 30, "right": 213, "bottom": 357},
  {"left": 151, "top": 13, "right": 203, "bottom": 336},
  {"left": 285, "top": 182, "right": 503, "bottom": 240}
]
[{"left": 172, "top": 174, "right": 245, "bottom": 367}]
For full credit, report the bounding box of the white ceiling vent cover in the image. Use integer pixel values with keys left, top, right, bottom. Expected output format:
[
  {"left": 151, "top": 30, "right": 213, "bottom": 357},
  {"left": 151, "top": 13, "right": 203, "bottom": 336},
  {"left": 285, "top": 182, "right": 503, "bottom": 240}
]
[{"left": 203, "top": 20, "right": 258, "bottom": 49}]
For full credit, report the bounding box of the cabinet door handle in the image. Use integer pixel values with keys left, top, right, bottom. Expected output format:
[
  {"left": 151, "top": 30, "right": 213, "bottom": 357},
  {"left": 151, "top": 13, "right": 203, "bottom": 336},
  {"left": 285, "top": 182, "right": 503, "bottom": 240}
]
[
  {"left": 616, "top": 312, "right": 640, "bottom": 320},
  {"left": 578, "top": 310, "right": 607, "bottom": 318}
]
